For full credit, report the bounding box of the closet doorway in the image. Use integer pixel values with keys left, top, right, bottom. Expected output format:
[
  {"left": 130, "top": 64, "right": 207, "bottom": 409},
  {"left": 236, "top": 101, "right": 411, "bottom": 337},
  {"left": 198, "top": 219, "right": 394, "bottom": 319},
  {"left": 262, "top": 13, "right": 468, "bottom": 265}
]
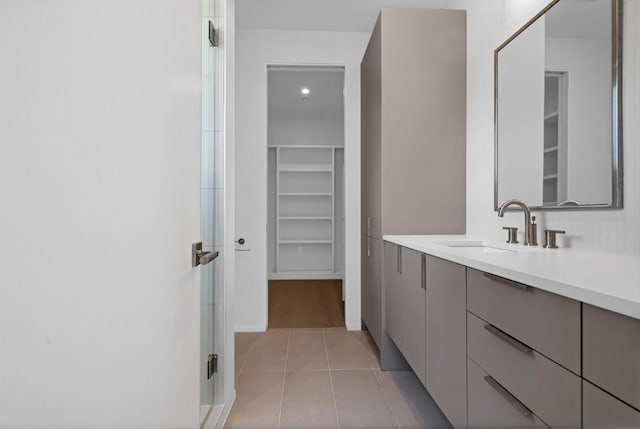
[{"left": 266, "top": 66, "right": 345, "bottom": 328}]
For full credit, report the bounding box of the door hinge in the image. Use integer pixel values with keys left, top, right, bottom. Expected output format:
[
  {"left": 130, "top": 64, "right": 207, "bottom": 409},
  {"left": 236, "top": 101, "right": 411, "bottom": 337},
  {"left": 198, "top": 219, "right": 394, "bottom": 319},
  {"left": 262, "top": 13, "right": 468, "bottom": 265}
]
[
  {"left": 207, "top": 354, "right": 218, "bottom": 379},
  {"left": 208, "top": 21, "right": 219, "bottom": 47}
]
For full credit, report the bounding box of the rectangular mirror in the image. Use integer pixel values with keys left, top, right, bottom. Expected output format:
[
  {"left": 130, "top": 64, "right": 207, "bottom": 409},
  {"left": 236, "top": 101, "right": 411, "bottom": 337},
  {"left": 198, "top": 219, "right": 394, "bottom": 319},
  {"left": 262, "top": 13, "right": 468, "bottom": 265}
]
[{"left": 495, "top": 0, "right": 623, "bottom": 210}]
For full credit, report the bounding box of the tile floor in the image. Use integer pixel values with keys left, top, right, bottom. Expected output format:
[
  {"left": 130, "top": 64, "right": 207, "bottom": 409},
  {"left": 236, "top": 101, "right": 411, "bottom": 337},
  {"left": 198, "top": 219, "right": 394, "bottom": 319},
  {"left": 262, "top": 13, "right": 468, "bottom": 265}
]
[{"left": 225, "top": 328, "right": 452, "bottom": 429}]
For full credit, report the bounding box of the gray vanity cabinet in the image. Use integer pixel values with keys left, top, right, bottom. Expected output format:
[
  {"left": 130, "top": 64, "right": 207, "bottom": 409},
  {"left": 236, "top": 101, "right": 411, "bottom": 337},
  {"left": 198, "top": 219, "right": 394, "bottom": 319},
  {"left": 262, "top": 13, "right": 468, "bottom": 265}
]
[
  {"left": 425, "top": 256, "right": 467, "bottom": 429},
  {"left": 360, "top": 7, "right": 466, "bottom": 351},
  {"left": 360, "top": 8, "right": 466, "bottom": 239},
  {"left": 583, "top": 380, "right": 640, "bottom": 429},
  {"left": 384, "top": 242, "right": 402, "bottom": 349},
  {"left": 467, "top": 312, "right": 581, "bottom": 429},
  {"left": 362, "top": 236, "right": 383, "bottom": 347},
  {"left": 583, "top": 303, "right": 640, "bottom": 411},
  {"left": 467, "top": 269, "right": 582, "bottom": 429},
  {"left": 467, "top": 268, "right": 581, "bottom": 373},
  {"left": 400, "top": 247, "right": 426, "bottom": 384},
  {"left": 383, "top": 247, "right": 468, "bottom": 429}
]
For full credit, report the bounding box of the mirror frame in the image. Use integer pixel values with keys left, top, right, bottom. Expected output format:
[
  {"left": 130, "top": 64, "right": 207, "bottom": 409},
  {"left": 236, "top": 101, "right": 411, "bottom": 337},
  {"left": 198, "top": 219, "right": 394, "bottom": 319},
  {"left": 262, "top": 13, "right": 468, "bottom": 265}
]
[{"left": 494, "top": 0, "right": 623, "bottom": 211}]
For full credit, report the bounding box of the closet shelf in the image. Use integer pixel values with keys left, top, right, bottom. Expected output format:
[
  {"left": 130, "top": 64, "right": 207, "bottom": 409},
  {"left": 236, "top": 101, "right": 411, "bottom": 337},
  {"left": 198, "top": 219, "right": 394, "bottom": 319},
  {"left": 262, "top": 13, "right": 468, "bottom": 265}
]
[
  {"left": 279, "top": 192, "right": 332, "bottom": 197},
  {"left": 543, "top": 174, "right": 558, "bottom": 180},
  {"left": 278, "top": 216, "right": 333, "bottom": 221},
  {"left": 279, "top": 164, "right": 332, "bottom": 172},
  {"left": 543, "top": 146, "right": 558, "bottom": 153}
]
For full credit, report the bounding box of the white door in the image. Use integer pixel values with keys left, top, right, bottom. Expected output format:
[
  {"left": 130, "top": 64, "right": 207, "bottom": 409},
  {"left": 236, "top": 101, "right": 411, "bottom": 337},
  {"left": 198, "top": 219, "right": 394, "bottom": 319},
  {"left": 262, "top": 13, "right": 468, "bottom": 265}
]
[{"left": 0, "top": 1, "right": 203, "bottom": 427}]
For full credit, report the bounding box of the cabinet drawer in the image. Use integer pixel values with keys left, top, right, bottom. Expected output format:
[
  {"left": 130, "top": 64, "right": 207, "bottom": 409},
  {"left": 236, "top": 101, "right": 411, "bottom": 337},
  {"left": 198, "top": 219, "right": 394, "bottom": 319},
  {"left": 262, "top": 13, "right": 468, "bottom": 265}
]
[
  {"left": 467, "top": 268, "right": 580, "bottom": 373},
  {"left": 467, "top": 312, "right": 581, "bottom": 429},
  {"left": 584, "top": 380, "right": 640, "bottom": 429},
  {"left": 468, "top": 358, "right": 549, "bottom": 429},
  {"left": 583, "top": 304, "right": 640, "bottom": 410}
]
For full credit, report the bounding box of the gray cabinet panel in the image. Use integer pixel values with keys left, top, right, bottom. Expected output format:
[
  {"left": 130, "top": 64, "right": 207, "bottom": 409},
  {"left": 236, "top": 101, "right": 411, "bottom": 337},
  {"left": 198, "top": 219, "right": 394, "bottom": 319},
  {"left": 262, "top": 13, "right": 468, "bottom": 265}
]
[
  {"left": 467, "top": 268, "right": 581, "bottom": 373},
  {"left": 380, "top": 9, "right": 466, "bottom": 235},
  {"left": 583, "top": 303, "right": 640, "bottom": 410},
  {"left": 583, "top": 380, "right": 640, "bottom": 429},
  {"left": 362, "top": 235, "right": 381, "bottom": 347},
  {"left": 467, "top": 358, "right": 550, "bottom": 429},
  {"left": 361, "top": 235, "right": 371, "bottom": 333},
  {"left": 400, "top": 247, "right": 426, "bottom": 384},
  {"left": 360, "top": 9, "right": 466, "bottom": 239},
  {"left": 360, "top": 16, "right": 382, "bottom": 239},
  {"left": 467, "top": 312, "right": 581, "bottom": 429},
  {"left": 384, "top": 242, "right": 402, "bottom": 349},
  {"left": 425, "top": 256, "right": 467, "bottom": 429},
  {"left": 362, "top": 236, "right": 383, "bottom": 348}
]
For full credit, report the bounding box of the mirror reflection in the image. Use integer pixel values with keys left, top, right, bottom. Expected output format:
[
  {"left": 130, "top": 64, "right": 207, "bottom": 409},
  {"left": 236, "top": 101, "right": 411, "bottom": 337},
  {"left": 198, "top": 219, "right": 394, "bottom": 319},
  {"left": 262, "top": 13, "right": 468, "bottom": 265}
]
[{"left": 495, "top": 0, "right": 621, "bottom": 209}]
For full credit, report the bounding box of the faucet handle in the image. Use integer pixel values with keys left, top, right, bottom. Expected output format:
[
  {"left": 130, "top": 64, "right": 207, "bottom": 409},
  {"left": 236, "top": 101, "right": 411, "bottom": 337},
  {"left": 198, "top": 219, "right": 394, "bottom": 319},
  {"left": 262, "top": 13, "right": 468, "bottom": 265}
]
[
  {"left": 543, "top": 229, "right": 566, "bottom": 249},
  {"left": 502, "top": 226, "right": 519, "bottom": 244}
]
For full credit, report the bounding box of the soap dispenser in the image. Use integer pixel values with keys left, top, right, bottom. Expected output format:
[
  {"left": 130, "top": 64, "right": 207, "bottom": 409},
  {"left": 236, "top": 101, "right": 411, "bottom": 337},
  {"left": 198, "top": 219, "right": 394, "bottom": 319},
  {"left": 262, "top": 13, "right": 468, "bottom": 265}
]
[{"left": 529, "top": 216, "right": 538, "bottom": 246}]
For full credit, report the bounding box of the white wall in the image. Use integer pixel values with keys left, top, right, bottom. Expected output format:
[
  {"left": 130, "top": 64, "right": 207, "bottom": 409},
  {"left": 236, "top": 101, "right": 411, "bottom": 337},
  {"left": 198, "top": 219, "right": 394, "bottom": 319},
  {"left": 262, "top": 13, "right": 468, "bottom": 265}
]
[
  {"left": 460, "top": 0, "right": 640, "bottom": 255},
  {"left": 546, "top": 37, "right": 612, "bottom": 204},
  {"left": 0, "top": 1, "right": 202, "bottom": 427},
  {"left": 235, "top": 29, "right": 369, "bottom": 331},
  {"left": 497, "top": 16, "right": 545, "bottom": 205},
  {"left": 269, "top": 118, "right": 345, "bottom": 146}
]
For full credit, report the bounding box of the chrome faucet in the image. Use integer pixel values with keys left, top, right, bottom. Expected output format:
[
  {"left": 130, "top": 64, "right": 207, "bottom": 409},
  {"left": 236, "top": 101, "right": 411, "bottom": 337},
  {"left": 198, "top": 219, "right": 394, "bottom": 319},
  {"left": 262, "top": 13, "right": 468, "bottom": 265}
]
[{"left": 498, "top": 199, "right": 535, "bottom": 246}]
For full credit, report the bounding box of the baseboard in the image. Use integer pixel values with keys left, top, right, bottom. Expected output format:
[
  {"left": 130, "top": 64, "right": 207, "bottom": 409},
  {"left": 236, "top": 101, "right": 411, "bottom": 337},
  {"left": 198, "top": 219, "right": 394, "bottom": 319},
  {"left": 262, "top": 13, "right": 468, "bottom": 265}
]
[
  {"left": 201, "top": 405, "right": 224, "bottom": 429},
  {"left": 214, "top": 390, "right": 236, "bottom": 429},
  {"left": 345, "top": 322, "right": 362, "bottom": 331},
  {"left": 234, "top": 324, "right": 267, "bottom": 332}
]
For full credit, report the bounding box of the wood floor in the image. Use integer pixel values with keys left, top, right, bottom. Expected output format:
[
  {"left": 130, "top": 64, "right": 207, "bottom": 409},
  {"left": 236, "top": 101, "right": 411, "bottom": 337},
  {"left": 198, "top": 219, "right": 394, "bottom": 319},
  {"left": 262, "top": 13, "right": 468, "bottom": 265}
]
[{"left": 268, "top": 280, "right": 345, "bottom": 328}]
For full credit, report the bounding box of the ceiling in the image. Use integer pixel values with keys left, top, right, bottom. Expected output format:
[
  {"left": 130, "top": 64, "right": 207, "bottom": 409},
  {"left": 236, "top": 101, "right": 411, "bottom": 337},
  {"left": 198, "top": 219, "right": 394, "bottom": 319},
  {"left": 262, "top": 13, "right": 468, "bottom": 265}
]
[
  {"left": 268, "top": 67, "right": 345, "bottom": 120},
  {"left": 237, "top": 0, "right": 448, "bottom": 33},
  {"left": 238, "top": 0, "right": 613, "bottom": 38}
]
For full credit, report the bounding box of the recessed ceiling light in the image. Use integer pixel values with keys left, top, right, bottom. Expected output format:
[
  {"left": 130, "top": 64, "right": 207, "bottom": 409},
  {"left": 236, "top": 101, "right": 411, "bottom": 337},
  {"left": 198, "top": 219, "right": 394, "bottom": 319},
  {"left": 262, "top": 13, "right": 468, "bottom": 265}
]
[{"left": 301, "top": 87, "right": 310, "bottom": 95}]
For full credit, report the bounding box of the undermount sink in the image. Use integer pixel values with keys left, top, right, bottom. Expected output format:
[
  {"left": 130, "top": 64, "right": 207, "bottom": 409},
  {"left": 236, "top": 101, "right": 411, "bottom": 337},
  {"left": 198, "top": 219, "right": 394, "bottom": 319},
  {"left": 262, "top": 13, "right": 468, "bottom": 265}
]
[{"left": 438, "top": 241, "right": 516, "bottom": 253}]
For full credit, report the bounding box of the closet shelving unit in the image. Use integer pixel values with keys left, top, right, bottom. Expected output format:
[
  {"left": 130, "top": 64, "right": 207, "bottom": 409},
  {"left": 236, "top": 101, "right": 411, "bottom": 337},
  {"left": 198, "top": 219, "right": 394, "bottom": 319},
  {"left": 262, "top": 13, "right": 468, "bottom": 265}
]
[{"left": 271, "top": 145, "right": 341, "bottom": 277}]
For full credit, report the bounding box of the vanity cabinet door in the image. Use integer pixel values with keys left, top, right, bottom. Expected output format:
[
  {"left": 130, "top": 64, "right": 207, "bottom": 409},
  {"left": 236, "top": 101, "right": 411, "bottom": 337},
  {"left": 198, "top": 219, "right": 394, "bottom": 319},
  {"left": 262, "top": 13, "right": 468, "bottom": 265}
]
[
  {"left": 401, "top": 247, "right": 426, "bottom": 384},
  {"left": 362, "top": 235, "right": 382, "bottom": 348},
  {"left": 583, "top": 380, "right": 640, "bottom": 429},
  {"left": 425, "top": 256, "right": 467, "bottom": 429},
  {"left": 363, "top": 236, "right": 383, "bottom": 348},
  {"left": 361, "top": 235, "right": 371, "bottom": 335},
  {"left": 583, "top": 304, "right": 640, "bottom": 410},
  {"left": 384, "top": 242, "right": 402, "bottom": 349}
]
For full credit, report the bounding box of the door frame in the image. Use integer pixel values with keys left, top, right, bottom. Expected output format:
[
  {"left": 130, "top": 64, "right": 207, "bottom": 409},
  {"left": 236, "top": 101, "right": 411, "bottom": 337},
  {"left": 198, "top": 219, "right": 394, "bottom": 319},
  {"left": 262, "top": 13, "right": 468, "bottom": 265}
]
[{"left": 263, "top": 62, "right": 356, "bottom": 329}]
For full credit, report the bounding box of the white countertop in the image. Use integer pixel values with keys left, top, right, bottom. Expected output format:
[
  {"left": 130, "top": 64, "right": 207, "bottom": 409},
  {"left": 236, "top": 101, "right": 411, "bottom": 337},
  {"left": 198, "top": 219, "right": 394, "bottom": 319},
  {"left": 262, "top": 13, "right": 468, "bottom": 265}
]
[{"left": 383, "top": 235, "right": 640, "bottom": 320}]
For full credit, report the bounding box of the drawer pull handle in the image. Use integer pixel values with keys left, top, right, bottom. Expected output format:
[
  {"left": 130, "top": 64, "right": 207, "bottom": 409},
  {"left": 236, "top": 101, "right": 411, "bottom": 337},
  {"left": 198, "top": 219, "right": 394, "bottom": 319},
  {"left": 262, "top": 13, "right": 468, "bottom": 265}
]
[
  {"left": 483, "top": 272, "right": 529, "bottom": 291},
  {"left": 484, "top": 375, "right": 533, "bottom": 417},
  {"left": 484, "top": 324, "right": 533, "bottom": 354}
]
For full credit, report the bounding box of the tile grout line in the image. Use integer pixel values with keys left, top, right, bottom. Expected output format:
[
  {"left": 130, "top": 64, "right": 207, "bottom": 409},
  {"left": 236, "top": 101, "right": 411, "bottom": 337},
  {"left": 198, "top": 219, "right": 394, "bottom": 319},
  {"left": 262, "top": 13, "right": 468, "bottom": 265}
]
[
  {"left": 276, "top": 329, "right": 291, "bottom": 429},
  {"left": 323, "top": 330, "right": 342, "bottom": 429},
  {"left": 372, "top": 368, "right": 402, "bottom": 429},
  {"left": 236, "top": 332, "right": 258, "bottom": 381}
]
